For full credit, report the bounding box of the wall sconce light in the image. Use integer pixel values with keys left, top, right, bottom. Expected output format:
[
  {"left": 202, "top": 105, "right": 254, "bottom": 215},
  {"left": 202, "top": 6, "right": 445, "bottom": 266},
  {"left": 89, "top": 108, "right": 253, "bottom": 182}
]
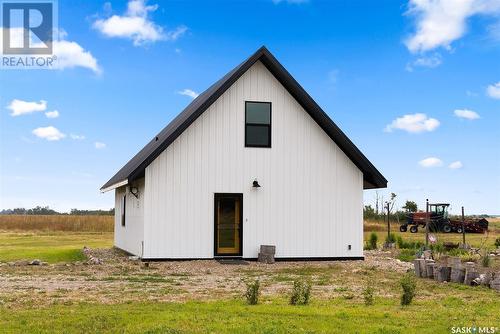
[
  {"left": 252, "top": 179, "right": 261, "bottom": 188},
  {"left": 130, "top": 186, "right": 139, "bottom": 198}
]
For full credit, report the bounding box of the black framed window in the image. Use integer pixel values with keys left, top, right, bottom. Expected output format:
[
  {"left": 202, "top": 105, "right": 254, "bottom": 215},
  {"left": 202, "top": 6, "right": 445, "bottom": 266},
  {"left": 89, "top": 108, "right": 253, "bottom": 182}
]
[
  {"left": 245, "top": 101, "right": 271, "bottom": 148},
  {"left": 121, "top": 194, "right": 126, "bottom": 227}
]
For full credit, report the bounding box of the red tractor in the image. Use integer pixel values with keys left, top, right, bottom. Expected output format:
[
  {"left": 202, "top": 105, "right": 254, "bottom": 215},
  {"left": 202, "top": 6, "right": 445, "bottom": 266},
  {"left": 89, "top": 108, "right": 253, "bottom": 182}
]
[
  {"left": 399, "top": 203, "right": 488, "bottom": 234},
  {"left": 400, "top": 203, "right": 451, "bottom": 233}
]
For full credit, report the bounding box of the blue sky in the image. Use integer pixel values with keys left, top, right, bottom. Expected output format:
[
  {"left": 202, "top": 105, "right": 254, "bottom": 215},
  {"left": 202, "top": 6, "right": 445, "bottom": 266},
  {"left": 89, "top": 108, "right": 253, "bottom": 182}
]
[{"left": 1, "top": 0, "right": 499, "bottom": 214}]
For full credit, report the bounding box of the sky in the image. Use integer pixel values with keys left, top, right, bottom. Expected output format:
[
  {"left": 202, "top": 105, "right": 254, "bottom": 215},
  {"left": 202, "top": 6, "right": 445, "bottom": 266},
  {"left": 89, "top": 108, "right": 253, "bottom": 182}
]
[{"left": 0, "top": 0, "right": 499, "bottom": 214}]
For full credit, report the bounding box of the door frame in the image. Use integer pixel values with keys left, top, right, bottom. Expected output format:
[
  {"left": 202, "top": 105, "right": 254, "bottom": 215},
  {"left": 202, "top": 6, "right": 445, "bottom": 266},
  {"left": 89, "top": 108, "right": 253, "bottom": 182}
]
[{"left": 214, "top": 193, "right": 243, "bottom": 257}]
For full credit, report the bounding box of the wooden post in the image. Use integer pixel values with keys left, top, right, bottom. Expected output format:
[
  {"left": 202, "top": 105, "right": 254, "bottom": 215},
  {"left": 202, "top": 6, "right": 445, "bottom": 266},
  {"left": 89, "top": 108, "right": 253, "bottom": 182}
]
[
  {"left": 425, "top": 199, "right": 429, "bottom": 248},
  {"left": 461, "top": 206, "right": 465, "bottom": 246},
  {"left": 386, "top": 202, "right": 390, "bottom": 241}
]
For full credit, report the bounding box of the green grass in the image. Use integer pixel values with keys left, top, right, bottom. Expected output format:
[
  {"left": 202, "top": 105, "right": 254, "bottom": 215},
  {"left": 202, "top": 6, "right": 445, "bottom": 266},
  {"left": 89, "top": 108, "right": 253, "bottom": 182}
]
[
  {"left": 364, "top": 229, "right": 498, "bottom": 249},
  {"left": 0, "top": 232, "right": 113, "bottom": 263},
  {"left": 0, "top": 297, "right": 498, "bottom": 334}
]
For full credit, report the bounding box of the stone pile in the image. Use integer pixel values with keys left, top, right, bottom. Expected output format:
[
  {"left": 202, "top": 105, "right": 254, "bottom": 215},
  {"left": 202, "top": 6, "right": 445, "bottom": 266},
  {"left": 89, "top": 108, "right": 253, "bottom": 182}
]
[
  {"left": 83, "top": 246, "right": 103, "bottom": 265},
  {"left": 413, "top": 255, "right": 500, "bottom": 291}
]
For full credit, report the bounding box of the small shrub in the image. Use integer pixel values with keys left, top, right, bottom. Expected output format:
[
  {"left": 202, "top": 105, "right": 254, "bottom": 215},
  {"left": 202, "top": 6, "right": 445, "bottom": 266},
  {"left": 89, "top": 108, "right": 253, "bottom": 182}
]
[
  {"left": 397, "top": 249, "right": 418, "bottom": 262},
  {"left": 396, "top": 236, "right": 424, "bottom": 249},
  {"left": 430, "top": 242, "right": 444, "bottom": 254},
  {"left": 385, "top": 233, "right": 396, "bottom": 244},
  {"left": 290, "top": 280, "right": 312, "bottom": 305},
  {"left": 366, "top": 232, "right": 378, "bottom": 250},
  {"left": 363, "top": 282, "right": 374, "bottom": 306},
  {"left": 400, "top": 272, "right": 416, "bottom": 306},
  {"left": 244, "top": 280, "right": 260, "bottom": 305},
  {"left": 447, "top": 248, "right": 469, "bottom": 257},
  {"left": 494, "top": 238, "right": 500, "bottom": 248},
  {"left": 481, "top": 251, "right": 491, "bottom": 268}
]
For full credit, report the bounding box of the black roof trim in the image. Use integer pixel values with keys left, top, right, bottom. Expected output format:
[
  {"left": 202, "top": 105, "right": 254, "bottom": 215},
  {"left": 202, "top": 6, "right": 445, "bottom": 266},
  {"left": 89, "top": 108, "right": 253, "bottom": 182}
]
[{"left": 101, "top": 46, "right": 387, "bottom": 191}]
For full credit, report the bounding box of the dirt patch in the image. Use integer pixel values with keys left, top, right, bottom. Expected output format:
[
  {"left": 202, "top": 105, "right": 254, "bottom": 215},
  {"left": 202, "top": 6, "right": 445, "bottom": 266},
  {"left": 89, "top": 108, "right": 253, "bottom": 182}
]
[{"left": 0, "top": 249, "right": 412, "bottom": 308}]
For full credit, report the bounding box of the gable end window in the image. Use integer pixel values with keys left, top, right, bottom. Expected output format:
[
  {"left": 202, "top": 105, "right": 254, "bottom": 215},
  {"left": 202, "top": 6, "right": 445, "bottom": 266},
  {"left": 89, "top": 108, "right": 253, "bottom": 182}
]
[
  {"left": 245, "top": 101, "right": 271, "bottom": 148},
  {"left": 121, "top": 194, "right": 126, "bottom": 227}
]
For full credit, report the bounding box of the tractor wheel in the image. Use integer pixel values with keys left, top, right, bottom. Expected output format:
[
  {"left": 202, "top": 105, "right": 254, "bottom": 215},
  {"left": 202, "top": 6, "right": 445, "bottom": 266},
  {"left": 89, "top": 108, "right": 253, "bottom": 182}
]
[
  {"left": 400, "top": 225, "right": 408, "bottom": 232},
  {"left": 410, "top": 225, "right": 418, "bottom": 233},
  {"left": 456, "top": 227, "right": 463, "bottom": 234},
  {"left": 443, "top": 224, "right": 452, "bottom": 233}
]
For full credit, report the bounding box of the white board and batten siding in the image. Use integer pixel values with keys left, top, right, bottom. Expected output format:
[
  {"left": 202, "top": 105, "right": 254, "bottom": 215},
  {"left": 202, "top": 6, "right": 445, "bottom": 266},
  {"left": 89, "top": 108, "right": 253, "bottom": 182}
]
[
  {"left": 114, "top": 178, "right": 145, "bottom": 256},
  {"left": 139, "top": 60, "right": 363, "bottom": 259}
]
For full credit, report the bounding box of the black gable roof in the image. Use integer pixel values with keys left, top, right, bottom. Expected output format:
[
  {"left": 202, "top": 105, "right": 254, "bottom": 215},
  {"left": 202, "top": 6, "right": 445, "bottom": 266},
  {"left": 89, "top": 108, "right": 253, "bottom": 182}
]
[{"left": 101, "top": 46, "right": 387, "bottom": 191}]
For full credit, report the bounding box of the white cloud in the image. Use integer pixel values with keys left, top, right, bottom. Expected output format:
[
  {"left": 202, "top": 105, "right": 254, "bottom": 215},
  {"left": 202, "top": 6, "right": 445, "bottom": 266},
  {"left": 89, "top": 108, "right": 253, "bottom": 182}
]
[
  {"left": 45, "top": 110, "right": 60, "bottom": 118},
  {"left": 93, "top": 0, "right": 186, "bottom": 46},
  {"left": 177, "top": 89, "right": 199, "bottom": 99},
  {"left": 384, "top": 113, "right": 440, "bottom": 133},
  {"left": 53, "top": 39, "right": 101, "bottom": 74},
  {"left": 32, "top": 126, "right": 66, "bottom": 141},
  {"left": 449, "top": 161, "right": 463, "bottom": 169},
  {"left": 405, "top": 0, "right": 500, "bottom": 53},
  {"left": 7, "top": 99, "right": 47, "bottom": 116},
  {"left": 419, "top": 157, "right": 443, "bottom": 168},
  {"left": 486, "top": 82, "right": 500, "bottom": 99},
  {"left": 95, "top": 142, "right": 106, "bottom": 149},
  {"left": 454, "top": 108, "right": 480, "bottom": 120},
  {"left": 406, "top": 53, "right": 443, "bottom": 71},
  {"left": 70, "top": 134, "right": 85, "bottom": 140},
  {"left": 0, "top": 28, "right": 100, "bottom": 73}
]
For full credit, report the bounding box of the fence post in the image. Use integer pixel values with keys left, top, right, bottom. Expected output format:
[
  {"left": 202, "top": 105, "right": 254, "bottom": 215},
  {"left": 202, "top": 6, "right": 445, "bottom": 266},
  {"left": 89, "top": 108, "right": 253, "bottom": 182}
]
[
  {"left": 461, "top": 206, "right": 465, "bottom": 245},
  {"left": 386, "top": 202, "right": 390, "bottom": 241},
  {"left": 425, "top": 199, "right": 429, "bottom": 248}
]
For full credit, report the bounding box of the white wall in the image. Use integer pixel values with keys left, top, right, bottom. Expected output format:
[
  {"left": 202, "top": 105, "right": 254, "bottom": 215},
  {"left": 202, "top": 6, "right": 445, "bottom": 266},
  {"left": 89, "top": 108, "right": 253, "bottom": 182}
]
[
  {"left": 143, "top": 61, "right": 363, "bottom": 259},
  {"left": 114, "top": 178, "right": 144, "bottom": 256}
]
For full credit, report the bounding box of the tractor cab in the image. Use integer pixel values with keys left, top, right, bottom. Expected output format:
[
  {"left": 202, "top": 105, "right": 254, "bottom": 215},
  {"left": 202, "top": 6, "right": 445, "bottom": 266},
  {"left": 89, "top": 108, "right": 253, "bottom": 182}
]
[{"left": 429, "top": 203, "right": 450, "bottom": 220}]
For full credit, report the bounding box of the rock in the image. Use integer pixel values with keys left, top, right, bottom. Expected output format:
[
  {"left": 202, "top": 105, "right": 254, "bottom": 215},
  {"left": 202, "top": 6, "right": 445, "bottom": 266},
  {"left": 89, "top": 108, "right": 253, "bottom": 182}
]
[
  {"left": 383, "top": 242, "right": 395, "bottom": 249},
  {"left": 423, "top": 250, "right": 432, "bottom": 260},
  {"left": 450, "top": 268, "right": 465, "bottom": 283},
  {"left": 426, "top": 262, "right": 436, "bottom": 279},
  {"left": 129, "top": 256, "right": 140, "bottom": 261},
  {"left": 258, "top": 253, "right": 275, "bottom": 264},
  {"left": 14, "top": 260, "right": 30, "bottom": 266},
  {"left": 435, "top": 266, "right": 451, "bottom": 282},
  {"left": 464, "top": 263, "right": 479, "bottom": 286},
  {"left": 29, "top": 259, "right": 41, "bottom": 265},
  {"left": 259, "top": 245, "right": 276, "bottom": 255},
  {"left": 414, "top": 259, "right": 426, "bottom": 277},
  {"left": 490, "top": 273, "right": 500, "bottom": 291}
]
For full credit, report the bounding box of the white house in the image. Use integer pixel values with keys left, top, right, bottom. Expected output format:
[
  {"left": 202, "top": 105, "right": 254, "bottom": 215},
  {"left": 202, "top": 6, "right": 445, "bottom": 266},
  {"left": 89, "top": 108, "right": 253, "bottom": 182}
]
[{"left": 101, "top": 46, "right": 387, "bottom": 260}]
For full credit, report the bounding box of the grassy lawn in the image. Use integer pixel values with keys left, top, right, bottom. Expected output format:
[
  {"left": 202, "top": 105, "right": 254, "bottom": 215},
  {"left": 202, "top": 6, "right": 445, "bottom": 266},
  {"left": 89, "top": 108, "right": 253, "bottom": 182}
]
[
  {"left": 0, "top": 232, "right": 113, "bottom": 263},
  {"left": 1, "top": 296, "right": 499, "bottom": 334},
  {"left": 0, "top": 229, "right": 498, "bottom": 333}
]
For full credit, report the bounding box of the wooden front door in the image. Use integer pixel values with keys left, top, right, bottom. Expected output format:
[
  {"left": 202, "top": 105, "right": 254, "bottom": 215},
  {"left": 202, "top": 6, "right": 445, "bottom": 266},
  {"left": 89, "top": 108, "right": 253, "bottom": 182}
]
[{"left": 214, "top": 193, "right": 242, "bottom": 256}]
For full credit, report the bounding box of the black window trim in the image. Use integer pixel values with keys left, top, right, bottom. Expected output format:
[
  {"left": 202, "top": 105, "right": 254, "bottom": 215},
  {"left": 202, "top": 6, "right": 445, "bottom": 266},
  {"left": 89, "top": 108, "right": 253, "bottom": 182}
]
[{"left": 245, "top": 101, "right": 272, "bottom": 148}]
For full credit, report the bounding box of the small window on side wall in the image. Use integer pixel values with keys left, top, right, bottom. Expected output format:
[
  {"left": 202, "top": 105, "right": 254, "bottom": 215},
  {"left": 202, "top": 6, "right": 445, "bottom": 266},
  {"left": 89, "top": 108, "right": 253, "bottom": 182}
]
[
  {"left": 121, "top": 194, "right": 126, "bottom": 227},
  {"left": 245, "top": 101, "right": 271, "bottom": 148}
]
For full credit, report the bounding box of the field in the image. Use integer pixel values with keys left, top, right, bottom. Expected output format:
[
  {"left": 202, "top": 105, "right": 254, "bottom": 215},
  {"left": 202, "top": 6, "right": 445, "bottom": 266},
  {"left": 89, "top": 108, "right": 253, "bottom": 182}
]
[
  {"left": 364, "top": 217, "right": 500, "bottom": 248},
  {"left": 0, "top": 216, "right": 499, "bottom": 333},
  {"left": 0, "top": 214, "right": 113, "bottom": 232}
]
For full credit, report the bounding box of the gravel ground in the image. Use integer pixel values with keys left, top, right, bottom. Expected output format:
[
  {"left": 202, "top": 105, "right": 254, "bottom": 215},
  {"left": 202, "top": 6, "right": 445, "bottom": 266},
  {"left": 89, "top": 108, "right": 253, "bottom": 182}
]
[{"left": 0, "top": 249, "right": 412, "bottom": 307}]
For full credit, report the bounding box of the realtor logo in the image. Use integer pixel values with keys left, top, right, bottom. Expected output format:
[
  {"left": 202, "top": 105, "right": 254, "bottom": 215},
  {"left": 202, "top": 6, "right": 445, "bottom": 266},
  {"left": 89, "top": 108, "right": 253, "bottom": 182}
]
[{"left": 1, "top": 0, "right": 57, "bottom": 69}]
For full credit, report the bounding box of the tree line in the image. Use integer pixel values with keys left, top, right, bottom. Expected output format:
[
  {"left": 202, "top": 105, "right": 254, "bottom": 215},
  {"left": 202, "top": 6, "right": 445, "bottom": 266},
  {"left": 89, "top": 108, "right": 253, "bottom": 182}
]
[{"left": 0, "top": 206, "right": 114, "bottom": 216}]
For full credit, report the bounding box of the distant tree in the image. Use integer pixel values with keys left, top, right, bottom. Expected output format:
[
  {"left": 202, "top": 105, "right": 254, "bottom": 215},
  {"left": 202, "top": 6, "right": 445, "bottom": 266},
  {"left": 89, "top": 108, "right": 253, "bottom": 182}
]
[
  {"left": 402, "top": 200, "right": 418, "bottom": 212},
  {"left": 70, "top": 208, "right": 114, "bottom": 216},
  {"left": 363, "top": 205, "right": 376, "bottom": 220}
]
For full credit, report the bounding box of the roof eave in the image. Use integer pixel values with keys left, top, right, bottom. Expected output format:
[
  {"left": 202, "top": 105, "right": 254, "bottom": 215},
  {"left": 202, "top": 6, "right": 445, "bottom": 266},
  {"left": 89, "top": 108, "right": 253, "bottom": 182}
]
[{"left": 100, "top": 179, "right": 128, "bottom": 193}]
